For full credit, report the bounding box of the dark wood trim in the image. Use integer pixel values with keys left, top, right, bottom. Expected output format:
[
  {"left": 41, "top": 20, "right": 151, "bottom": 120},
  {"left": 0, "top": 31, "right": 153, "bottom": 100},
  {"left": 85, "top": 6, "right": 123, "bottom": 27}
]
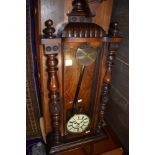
[
  {"left": 47, "top": 125, "right": 122, "bottom": 155},
  {"left": 97, "top": 22, "right": 123, "bottom": 132},
  {"left": 62, "top": 38, "right": 103, "bottom": 43},
  {"left": 49, "top": 130, "right": 107, "bottom": 154},
  {"left": 109, "top": 37, "right": 123, "bottom": 43},
  {"left": 41, "top": 20, "right": 62, "bottom": 144},
  {"left": 46, "top": 53, "right": 61, "bottom": 144},
  {"left": 62, "top": 37, "right": 123, "bottom": 43}
]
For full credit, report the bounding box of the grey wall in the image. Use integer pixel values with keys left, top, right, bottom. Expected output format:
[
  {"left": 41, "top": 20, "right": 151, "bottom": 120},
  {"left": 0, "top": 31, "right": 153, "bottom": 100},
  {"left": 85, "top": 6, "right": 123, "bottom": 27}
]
[{"left": 106, "top": 0, "right": 129, "bottom": 153}]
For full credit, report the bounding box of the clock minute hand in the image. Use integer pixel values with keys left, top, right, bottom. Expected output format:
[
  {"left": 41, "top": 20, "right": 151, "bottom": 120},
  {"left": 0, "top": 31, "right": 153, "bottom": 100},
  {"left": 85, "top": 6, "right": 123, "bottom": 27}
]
[{"left": 72, "top": 65, "right": 85, "bottom": 114}]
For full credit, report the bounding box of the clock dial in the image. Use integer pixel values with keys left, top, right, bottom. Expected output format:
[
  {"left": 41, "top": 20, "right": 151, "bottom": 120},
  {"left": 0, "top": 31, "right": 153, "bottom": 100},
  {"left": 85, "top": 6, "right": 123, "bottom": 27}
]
[{"left": 67, "top": 114, "right": 90, "bottom": 133}]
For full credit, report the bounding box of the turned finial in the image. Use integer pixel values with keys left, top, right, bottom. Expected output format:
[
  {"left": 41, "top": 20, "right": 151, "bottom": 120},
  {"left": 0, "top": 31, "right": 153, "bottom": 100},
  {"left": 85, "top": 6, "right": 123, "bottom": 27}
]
[
  {"left": 109, "top": 22, "right": 119, "bottom": 37},
  {"left": 43, "top": 19, "right": 55, "bottom": 38},
  {"left": 72, "top": 0, "right": 83, "bottom": 10},
  {"left": 68, "top": 0, "right": 93, "bottom": 17}
]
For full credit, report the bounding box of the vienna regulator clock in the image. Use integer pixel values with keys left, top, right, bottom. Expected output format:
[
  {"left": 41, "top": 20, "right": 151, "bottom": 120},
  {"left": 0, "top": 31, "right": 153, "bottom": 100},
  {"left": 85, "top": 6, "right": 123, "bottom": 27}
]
[{"left": 41, "top": 0, "right": 123, "bottom": 154}]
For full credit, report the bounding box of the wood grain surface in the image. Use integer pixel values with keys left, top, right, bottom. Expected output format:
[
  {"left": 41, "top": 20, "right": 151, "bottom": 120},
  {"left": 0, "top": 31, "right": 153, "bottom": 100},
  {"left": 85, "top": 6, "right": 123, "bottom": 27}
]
[
  {"left": 50, "top": 126, "right": 123, "bottom": 155},
  {"left": 93, "top": 0, "right": 113, "bottom": 34}
]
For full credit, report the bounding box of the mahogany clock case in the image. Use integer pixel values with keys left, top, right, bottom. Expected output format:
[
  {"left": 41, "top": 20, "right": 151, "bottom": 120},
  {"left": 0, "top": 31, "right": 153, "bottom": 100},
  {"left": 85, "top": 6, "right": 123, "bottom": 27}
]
[
  {"left": 42, "top": 22, "right": 109, "bottom": 148},
  {"left": 36, "top": 0, "right": 115, "bottom": 136},
  {"left": 38, "top": 0, "right": 123, "bottom": 154},
  {"left": 42, "top": 23, "right": 123, "bottom": 155}
]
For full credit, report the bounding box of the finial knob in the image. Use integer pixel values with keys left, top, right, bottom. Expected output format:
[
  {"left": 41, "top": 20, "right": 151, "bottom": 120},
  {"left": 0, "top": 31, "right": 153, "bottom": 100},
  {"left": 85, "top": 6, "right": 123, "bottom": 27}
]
[
  {"left": 109, "top": 22, "right": 119, "bottom": 37},
  {"left": 72, "top": 0, "right": 84, "bottom": 11},
  {"left": 43, "top": 19, "right": 55, "bottom": 38},
  {"left": 45, "top": 19, "right": 53, "bottom": 27}
]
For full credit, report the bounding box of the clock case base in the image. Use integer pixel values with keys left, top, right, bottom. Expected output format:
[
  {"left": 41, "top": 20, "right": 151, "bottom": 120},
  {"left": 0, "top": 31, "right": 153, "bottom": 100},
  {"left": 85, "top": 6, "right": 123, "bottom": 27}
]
[{"left": 47, "top": 128, "right": 107, "bottom": 154}]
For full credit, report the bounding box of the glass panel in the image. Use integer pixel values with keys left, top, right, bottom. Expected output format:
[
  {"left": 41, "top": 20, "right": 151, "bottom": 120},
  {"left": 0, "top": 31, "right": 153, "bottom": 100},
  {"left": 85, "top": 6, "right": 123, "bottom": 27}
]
[
  {"left": 63, "top": 43, "right": 98, "bottom": 114},
  {"left": 63, "top": 42, "right": 102, "bottom": 137}
]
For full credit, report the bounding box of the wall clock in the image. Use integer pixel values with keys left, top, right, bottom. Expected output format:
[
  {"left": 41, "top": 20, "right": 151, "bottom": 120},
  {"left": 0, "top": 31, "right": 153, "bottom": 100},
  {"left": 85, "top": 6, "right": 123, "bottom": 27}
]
[{"left": 41, "top": 0, "right": 123, "bottom": 154}]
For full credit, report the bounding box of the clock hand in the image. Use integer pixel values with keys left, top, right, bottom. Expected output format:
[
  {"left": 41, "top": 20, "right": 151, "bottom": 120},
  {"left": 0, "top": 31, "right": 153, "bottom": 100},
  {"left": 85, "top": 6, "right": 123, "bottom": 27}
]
[{"left": 73, "top": 118, "right": 76, "bottom": 122}]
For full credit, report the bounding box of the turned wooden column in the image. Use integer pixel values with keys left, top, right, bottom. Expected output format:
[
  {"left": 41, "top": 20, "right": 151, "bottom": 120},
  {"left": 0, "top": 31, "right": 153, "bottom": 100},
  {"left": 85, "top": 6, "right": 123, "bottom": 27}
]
[
  {"left": 97, "top": 22, "right": 121, "bottom": 132},
  {"left": 41, "top": 20, "right": 61, "bottom": 144}
]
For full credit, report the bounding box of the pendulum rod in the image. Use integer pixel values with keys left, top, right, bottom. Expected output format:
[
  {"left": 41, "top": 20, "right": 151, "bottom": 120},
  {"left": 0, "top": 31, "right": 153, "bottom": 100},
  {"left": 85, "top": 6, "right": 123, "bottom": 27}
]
[{"left": 72, "top": 65, "right": 86, "bottom": 114}]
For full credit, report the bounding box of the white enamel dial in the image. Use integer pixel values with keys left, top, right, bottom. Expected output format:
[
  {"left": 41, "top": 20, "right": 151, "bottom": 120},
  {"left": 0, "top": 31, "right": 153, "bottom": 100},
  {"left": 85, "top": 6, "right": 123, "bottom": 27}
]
[{"left": 67, "top": 114, "right": 90, "bottom": 133}]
